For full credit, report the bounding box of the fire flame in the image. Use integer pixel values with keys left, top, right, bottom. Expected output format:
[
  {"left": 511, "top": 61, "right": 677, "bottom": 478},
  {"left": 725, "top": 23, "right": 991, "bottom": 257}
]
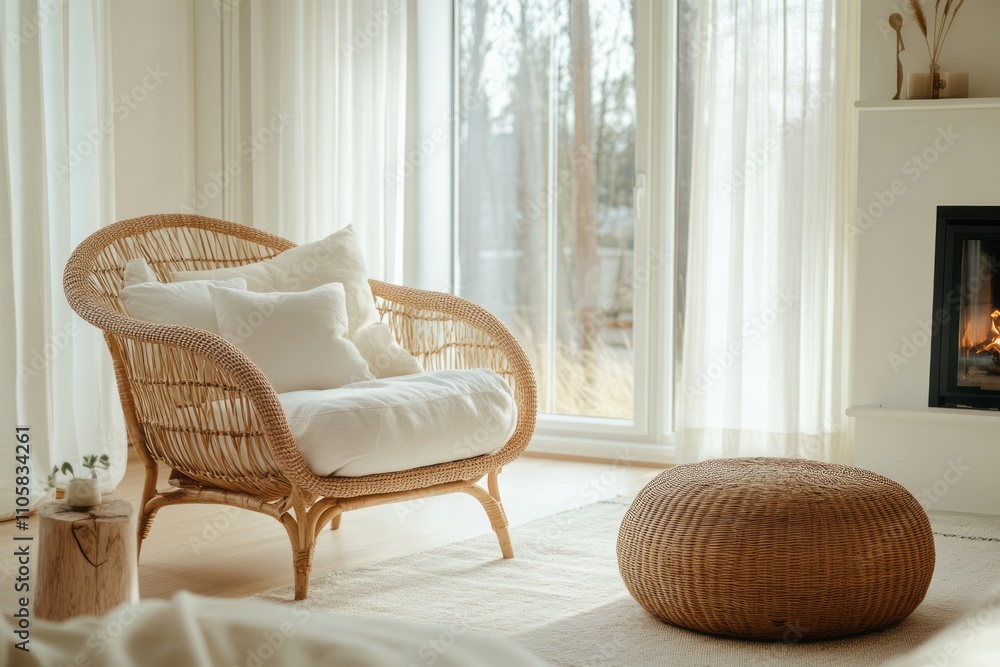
[{"left": 968, "top": 309, "right": 1000, "bottom": 356}]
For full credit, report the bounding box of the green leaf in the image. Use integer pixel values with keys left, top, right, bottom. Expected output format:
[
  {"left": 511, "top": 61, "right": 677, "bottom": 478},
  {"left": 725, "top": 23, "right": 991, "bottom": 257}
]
[
  {"left": 99, "top": 454, "right": 110, "bottom": 465},
  {"left": 61, "top": 462, "right": 74, "bottom": 476}
]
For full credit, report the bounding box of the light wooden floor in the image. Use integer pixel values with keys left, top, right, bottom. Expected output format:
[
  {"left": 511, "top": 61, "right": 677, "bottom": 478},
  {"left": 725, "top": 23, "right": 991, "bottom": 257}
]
[{"left": 1, "top": 454, "right": 662, "bottom": 606}]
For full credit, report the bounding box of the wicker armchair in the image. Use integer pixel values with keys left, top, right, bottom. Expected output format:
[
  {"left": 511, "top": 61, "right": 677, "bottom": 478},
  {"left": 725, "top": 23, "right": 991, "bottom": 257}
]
[{"left": 63, "top": 214, "right": 537, "bottom": 599}]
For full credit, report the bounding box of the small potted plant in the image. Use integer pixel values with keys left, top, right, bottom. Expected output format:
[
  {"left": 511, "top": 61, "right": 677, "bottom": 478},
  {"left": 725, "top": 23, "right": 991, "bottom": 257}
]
[{"left": 47, "top": 454, "right": 111, "bottom": 509}]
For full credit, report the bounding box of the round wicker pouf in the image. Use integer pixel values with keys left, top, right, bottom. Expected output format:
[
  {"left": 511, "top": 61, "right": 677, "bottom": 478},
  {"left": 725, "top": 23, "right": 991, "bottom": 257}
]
[{"left": 617, "top": 458, "right": 936, "bottom": 641}]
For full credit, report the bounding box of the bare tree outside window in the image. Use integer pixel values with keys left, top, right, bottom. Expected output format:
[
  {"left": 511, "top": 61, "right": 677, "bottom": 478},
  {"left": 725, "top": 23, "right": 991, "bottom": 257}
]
[{"left": 458, "top": 0, "right": 636, "bottom": 419}]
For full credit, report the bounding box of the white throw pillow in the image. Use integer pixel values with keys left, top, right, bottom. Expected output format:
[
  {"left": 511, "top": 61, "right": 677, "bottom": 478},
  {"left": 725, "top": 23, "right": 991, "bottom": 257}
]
[
  {"left": 207, "top": 283, "right": 374, "bottom": 393},
  {"left": 120, "top": 278, "right": 248, "bottom": 333},
  {"left": 123, "top": 258, "right": 159, "bottom": 287},
  {"left": 171, "top": 225, "right": 422, "bottom": 379}
]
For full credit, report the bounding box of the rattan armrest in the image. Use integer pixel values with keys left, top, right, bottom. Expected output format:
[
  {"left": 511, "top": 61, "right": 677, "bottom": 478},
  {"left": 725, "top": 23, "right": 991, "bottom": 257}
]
[{"left": 369, "top": 279, "right": 538, "bottom": 466}]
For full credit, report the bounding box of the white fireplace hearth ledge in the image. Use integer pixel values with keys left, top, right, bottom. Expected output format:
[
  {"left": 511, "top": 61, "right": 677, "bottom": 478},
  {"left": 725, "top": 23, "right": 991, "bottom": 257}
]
[
  {"left": 848, "top": 404, "right": 1000, "bottom": 517},
  {"left": 847, "top": 404, "right": 1000, "bottom": 421}
]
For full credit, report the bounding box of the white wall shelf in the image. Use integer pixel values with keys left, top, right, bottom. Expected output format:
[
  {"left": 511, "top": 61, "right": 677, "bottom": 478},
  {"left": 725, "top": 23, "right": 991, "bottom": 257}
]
[{"left": 855, "top": 98, "right": 1000, "bottom": 111}]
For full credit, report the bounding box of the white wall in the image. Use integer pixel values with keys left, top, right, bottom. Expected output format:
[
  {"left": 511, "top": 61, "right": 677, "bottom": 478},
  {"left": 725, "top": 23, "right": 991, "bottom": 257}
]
[
  {"left": 853, "top": 110, "right": 1000, "bottom": 408},
  {"left": 852, "top": 1, "right": 1000, "bottom": 515},
  {"left": 110, "top": 0, "right": 194, "bottom": 219}
]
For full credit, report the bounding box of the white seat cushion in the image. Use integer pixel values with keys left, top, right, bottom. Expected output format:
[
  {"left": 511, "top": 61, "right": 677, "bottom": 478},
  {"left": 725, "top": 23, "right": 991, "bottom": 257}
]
[{"left": 278, "top": 369, "right": 518, "bottom": 477}]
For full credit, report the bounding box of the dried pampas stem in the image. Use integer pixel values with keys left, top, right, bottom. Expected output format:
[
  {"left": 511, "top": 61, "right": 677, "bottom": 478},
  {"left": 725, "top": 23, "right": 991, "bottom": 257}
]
[
  {"left": 909, "top": 0, "right": 933, "bottom": 61},
  {"left": 935, "top": 0, "right": 954, "bottom": 59},
  {"left": 911, "top": 0, "right": 967, "bottom": 67},
  {"left": 932, "top": 0, "right": 941, "bottom": 55},
  {"left": 909, "top": 0, "right": 928, "bottom": 36},
  {"left": 936, "top": 0, "right": 966, "bottom": 61}
]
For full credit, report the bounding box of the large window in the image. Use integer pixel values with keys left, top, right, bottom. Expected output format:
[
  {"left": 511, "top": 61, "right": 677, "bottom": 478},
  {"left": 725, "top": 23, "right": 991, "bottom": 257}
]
[{"left": 455, "top": 0, "right": 642, "bottom": 422}]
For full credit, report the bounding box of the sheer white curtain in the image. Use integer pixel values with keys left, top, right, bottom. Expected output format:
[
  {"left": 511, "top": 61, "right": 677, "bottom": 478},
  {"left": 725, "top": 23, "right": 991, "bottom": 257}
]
[
  {"left": 675, "top": 0, "right": 858, "bottom": 463},
  {"left": 213, "top": 0, "right": 411, "bottom": 282},
  {"left": 0, "top": 0, "right": 126, "bottom": 519}
]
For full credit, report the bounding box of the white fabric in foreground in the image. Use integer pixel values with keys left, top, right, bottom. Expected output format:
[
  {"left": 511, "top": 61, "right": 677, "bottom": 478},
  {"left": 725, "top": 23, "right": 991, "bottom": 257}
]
[
  {"left": 120, "top": 278, "right": 247, "bottom": 333},
  {"left": 208, "top": 283, "right": 374, "bottom": 393},
  {"left": 886, "top": 589, "right": 1000, "bottom": 667},
  {"left": 278, "top": 369, "right": 517, "bottom": 477},
  {"left": 1, "top": 590, "right": 549, "bottom": 667},
  {"left": 172, "top": 225, "right": 423, "bottom": 379}
]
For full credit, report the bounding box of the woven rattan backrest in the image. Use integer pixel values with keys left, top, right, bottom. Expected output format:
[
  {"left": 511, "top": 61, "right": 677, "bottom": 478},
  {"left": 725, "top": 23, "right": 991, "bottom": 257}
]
[{"left": 89, "top": 221, "right": 291, "bottom": 314}]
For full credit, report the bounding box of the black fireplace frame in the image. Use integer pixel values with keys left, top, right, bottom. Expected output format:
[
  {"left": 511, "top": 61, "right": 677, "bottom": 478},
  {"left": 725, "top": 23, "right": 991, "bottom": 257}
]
[{"left": 929, "top": 206, "right": 1000, "bottom": 409}]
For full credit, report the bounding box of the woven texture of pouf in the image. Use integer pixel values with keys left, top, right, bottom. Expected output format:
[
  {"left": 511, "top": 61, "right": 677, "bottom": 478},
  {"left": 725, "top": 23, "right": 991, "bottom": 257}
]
[{"left": 617, "top": 457, "right": 936, "bottom": 641}]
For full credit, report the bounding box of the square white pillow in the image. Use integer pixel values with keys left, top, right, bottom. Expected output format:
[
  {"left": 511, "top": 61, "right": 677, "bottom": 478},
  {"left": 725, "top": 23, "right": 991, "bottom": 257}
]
[
  {"left": 120, "top": 278, "right": 248, "bottom": 333},
  {"left": 123, "top": 258, "right": 159, "bottom": 287},
  {"left": 207, "top": 282, "right": 375, "bottom": 393},
  {"left": 171, "top": 225, "right": 422, "bottom": 379}
]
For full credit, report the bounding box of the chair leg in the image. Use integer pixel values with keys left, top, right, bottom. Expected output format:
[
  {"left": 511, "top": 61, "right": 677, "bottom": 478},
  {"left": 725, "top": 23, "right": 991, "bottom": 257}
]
[
  {"left": 293, "top": 543, "right": 316, "bottom": 600},
  {"left": 285, "top": 492, "right": 319, "bottom": 601},
  {"left": 463, "top": 482, "right": 514, "bottom": 559},
  {"left": 329, "top": 513, "right": 342, "bottom": 530},
  {"left": 488, "top": 468, "right": 503, "bottom": 503},
  {"left": 485, "top": 469, "right": 513, "bottom": 557},
  {"left": 136, "top": 462, "right": 160, "bottom": 561},
  {"left": 136, "top": 510, "right": 153, "bottom": 561}
]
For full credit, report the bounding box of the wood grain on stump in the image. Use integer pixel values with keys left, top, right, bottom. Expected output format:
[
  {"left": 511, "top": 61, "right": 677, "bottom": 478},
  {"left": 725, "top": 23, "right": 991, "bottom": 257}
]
[{"left": 35, "top": 498, "right": 139, "bottom": 621}]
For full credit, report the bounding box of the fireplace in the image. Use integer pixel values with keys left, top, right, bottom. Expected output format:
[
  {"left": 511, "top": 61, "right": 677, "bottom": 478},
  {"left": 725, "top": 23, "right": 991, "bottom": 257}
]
[{"left": 929, "top": 206, "right": 1000, "bottom": 409}]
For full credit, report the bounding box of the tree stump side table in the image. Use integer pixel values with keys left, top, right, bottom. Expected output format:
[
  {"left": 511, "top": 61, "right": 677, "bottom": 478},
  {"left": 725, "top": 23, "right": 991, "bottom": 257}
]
[{"left": 35, "top": 498, "right": 139, "bottom": 621}]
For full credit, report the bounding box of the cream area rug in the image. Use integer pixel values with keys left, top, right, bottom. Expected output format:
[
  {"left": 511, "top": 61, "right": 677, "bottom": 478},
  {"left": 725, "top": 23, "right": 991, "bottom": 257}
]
[{"left": 253, "top": 497, "right": 1000, "bottom": 666}]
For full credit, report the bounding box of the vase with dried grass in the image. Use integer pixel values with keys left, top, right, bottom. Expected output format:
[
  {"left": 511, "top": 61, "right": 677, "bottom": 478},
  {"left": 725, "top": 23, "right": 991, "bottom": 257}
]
[{"left": 909, "top": 0, "right": 966, "bottom": 99}]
